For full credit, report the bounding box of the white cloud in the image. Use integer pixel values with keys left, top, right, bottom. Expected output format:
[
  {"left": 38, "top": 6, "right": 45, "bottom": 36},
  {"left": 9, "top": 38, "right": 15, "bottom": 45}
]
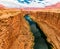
[{"left": 0, "top": 0, "right": 60, "bottom": 8}]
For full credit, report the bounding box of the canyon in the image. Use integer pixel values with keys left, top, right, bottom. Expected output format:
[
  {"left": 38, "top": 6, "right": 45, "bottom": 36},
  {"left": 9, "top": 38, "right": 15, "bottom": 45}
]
[{"left": 0, "top": 9, "right": 60, "bottom": 49}]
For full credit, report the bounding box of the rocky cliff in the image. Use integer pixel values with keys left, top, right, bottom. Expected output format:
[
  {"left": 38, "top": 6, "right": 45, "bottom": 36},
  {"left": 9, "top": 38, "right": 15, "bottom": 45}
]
[
  {"left": 0, "top": 9, "right": 60, "bottom": 49},
  {"left": 29, "top": 9, "right": 60, "bottom": 49}
]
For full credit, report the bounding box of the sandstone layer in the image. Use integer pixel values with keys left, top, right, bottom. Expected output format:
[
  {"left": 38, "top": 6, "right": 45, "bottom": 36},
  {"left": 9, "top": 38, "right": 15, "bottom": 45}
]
[
  {"left": 0, "top": 9, "right": 60, "bottom": 49},
  {"left": 29, "top": 10, "right": 60, "bottom": 49},
  {"left": 0, "top": 9, "right": 34, "bottom": 49}
]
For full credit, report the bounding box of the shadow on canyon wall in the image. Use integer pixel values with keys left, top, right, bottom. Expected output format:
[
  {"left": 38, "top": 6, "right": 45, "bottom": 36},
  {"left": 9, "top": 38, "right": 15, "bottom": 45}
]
[{"left": 24, "top": 14, "right": 53, "bottom": 49}]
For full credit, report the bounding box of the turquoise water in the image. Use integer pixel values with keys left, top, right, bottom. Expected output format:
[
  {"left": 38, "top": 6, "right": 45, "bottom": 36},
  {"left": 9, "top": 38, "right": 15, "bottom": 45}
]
[
  {"left": 17, "top": 0, "right": 43, "bottom": 4},
  {"left": 17, "top": 0, "right": 31, "bottom": 4},
  {"left": 24, "top": 14, "right": 52, "bottom": 49}
]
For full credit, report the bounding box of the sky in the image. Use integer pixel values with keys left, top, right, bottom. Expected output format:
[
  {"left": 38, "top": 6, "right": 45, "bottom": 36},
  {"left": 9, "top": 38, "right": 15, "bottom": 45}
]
[{"left": 0, "top": 0, "right": 60, "bottom": 8}]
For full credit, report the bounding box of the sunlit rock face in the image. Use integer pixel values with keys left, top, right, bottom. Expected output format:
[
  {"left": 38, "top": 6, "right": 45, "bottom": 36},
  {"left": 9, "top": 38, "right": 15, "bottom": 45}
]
[
  {"left": 0, "top": 10, "right": 34, "bottom": 49},
  {"left": 0, "top": 0, "right": 60, "bottom": 8}
]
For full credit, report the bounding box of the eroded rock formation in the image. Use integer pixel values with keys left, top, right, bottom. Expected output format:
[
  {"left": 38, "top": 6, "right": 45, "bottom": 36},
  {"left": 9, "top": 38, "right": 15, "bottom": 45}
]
[
  {"left": 0, "top": 9, "right": 34, "bottom": 49},
  {"left": 30, "top": 11, "right": 60, "bottom": 49},
  {"left": 0, "top": 9, "right": 60, "bottom": 49}
]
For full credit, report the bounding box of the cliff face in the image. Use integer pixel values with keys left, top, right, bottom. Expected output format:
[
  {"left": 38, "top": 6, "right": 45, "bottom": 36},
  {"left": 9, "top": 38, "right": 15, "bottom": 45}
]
[
  {"left": 0, "top": 9, "right": 34, "bottom": 49},
  {"left": 29, "top": 11, "right": 60, "bottom": 49},
  {"left": 0, "top": 9, "right": 60, "bottom": 49}
]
